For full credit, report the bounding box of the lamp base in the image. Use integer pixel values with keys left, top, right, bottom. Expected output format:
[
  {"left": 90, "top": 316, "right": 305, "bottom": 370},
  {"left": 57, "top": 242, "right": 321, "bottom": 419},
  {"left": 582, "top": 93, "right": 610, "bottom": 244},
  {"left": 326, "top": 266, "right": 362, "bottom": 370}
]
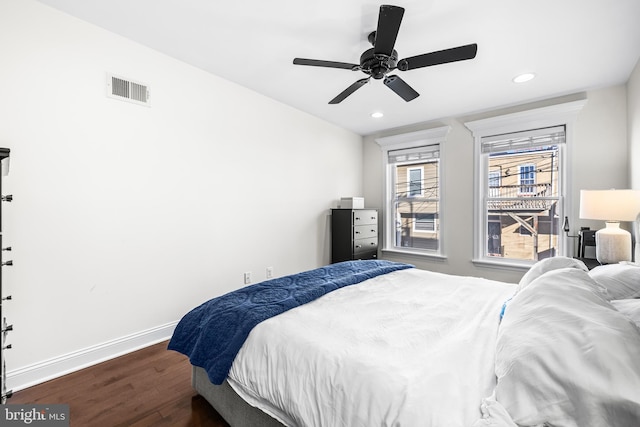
[{"left": 596, "top": 221, "right": 631, "bottom": 264}]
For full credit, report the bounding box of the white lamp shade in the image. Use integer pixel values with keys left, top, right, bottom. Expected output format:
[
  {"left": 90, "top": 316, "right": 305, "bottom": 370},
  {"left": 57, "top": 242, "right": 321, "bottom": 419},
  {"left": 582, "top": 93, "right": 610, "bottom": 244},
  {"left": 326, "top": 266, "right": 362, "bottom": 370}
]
[{"left": 579, "top": 189, "right": 640, "bottom": 221}]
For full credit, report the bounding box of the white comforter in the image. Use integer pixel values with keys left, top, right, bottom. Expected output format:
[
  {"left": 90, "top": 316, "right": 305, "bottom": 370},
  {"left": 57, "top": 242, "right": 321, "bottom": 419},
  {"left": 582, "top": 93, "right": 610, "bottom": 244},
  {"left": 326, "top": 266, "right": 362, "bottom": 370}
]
[{"left": 227, "top": 267, "right": 515, "bottom": 427}]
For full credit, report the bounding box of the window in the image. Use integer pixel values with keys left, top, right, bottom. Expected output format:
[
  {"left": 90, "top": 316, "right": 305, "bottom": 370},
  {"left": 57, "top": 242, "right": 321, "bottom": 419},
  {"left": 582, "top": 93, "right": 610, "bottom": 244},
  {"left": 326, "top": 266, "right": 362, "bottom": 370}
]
[
  {"left": 415, "top": 213, "right": 436, "bottom": 232},
  {"left": 465, "top": 100, "right": 586, "bottom": 268},
  {"left": 408, "top": 167, "right": 423, "bottom": 197},
  {"left": 376, "top": 127, "right": 450, "bottom": 258},
  {"left": 481, "top": 126, "right": 564, "bottom": 262},
  {"left": 518, "top": 164, "right": 536, "bottom": 194},
  {"left": 488, "top": 170, "right": 501, "bottom": 197},
  {"left": 390, "top": 146, "right": 439, "bottom": 251}
]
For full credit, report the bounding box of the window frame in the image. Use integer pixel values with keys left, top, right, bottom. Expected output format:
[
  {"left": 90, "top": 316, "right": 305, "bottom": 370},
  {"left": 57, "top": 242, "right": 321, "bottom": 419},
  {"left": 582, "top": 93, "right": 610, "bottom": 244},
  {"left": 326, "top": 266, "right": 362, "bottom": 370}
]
[
  {"left": 375, "top": 126, "right": 450, "bottom": 259},
  {"left": 464, "top": 100, "right": 586, "bottom": 270}
]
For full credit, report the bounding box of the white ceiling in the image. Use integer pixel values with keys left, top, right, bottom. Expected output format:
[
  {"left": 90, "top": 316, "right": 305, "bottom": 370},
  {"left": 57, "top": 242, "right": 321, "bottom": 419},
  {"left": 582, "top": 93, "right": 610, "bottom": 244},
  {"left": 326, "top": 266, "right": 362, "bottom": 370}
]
[{"left": 35, "top": 0, "right": 640, "bottom": 135}]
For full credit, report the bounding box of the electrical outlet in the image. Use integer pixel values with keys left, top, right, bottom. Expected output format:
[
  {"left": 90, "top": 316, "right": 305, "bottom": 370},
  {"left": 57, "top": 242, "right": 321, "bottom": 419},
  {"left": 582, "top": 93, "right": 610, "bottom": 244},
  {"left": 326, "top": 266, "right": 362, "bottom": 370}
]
[
  {"left": 244, "top": 271, "right": 251, "bottom": 284},
  {"left": 266, "top": 267, "right": 273, "bottom": 279}
]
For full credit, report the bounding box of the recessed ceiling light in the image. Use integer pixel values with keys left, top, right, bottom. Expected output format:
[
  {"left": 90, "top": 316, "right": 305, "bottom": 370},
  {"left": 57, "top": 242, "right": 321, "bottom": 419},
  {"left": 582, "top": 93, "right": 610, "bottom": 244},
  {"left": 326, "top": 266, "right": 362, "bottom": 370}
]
[
  {"left": 513, "top": 73, "right": 536, "bottom": 83},
  {"left": 371, "top": 112, "right": 384, "bottom": 118}
]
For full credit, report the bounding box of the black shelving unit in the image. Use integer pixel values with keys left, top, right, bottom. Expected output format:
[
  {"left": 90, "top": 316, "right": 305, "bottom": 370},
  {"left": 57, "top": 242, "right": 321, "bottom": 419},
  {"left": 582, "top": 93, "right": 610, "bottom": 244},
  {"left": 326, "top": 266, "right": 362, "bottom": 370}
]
[{"left": 0, "top": 148, "right": 12, "bottom": 403}]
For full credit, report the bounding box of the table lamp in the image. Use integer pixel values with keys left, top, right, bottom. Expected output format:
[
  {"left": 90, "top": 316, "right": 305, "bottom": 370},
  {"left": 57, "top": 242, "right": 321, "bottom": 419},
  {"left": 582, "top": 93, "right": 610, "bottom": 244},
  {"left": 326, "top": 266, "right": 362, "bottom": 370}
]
[{"left": 579, "top": 189, "right": 640, "bottom": 264}]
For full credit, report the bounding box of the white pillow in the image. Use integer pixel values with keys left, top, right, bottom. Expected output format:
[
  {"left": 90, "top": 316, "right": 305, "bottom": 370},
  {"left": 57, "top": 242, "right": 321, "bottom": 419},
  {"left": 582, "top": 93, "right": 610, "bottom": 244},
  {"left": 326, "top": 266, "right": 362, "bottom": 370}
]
[
  {"left": 611, "top": 299, "right": 640, "bottom": 328},
  {"left": 518, "top": 256, "right": 588, "bottom": 292},
  {"left": 589, "top": 263, "right": 640, "bottom": 300}
]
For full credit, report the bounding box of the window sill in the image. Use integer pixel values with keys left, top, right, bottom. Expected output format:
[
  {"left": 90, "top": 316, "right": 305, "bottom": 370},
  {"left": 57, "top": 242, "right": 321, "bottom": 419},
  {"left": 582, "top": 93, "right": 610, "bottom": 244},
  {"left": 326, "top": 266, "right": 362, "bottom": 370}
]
[
  {"left": 381, "top": 248, "right": 448, "bottom": 262},
  {"left": 471, "top": 258, "right": 532, "bottom": 272}
]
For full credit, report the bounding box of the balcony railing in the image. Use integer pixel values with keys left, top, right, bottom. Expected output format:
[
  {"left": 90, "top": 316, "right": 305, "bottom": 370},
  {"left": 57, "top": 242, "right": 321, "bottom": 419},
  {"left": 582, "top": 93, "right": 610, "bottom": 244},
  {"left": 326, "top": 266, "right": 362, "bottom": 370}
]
[{"left": 488, "top": 183, "right": 555, "bottom": 212}]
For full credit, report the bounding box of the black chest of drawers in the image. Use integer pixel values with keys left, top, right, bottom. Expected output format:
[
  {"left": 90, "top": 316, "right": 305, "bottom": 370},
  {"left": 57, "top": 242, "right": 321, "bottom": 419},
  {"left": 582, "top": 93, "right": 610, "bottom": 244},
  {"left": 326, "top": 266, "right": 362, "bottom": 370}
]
[{"left": 331, "top": 209, "right": 378, "bottom": 263}]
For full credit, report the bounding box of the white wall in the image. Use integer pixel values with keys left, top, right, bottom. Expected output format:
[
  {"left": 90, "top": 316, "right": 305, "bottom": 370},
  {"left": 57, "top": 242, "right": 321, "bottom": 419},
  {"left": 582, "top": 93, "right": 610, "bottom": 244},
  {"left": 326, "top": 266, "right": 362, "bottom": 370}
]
[
  {"left": 0, "top": 0, "right": 363, "bottom": 389},
  {"left": 364, "top": 87, "right": 629, "bottom": 284},
  {"left": 629, "top": 58, "right": 640, "bottom": 189}
]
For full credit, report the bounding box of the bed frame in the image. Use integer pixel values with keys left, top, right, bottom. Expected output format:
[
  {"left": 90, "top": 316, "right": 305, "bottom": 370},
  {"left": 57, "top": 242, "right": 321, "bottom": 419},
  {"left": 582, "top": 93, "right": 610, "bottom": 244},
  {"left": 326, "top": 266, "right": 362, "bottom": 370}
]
[{"left": 192, "top": 366, "right": 285, "bottom": 427}]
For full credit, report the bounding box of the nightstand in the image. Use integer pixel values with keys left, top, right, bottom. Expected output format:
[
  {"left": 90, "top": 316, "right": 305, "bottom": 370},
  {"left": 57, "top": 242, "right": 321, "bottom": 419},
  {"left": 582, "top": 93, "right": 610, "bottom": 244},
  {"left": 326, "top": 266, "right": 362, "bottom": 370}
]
[
  {"left": 575, "top": 257, "right": 601, "bottom": 270},
  {"left": 578, "top": 229, "right": 596, "bottom": 258}
]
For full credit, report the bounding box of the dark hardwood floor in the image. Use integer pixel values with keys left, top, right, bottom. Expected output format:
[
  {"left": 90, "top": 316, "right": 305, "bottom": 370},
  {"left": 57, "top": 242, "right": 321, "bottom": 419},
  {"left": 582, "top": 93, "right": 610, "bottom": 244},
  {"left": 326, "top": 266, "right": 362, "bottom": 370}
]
[{"left": 10, "top": 341, "right": 231, "bottom": 427}]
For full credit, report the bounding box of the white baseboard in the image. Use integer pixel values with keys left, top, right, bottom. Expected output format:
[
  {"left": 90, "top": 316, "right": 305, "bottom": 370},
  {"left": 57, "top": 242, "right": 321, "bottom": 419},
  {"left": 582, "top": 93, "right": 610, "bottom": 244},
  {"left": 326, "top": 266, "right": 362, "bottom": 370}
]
[{"left": 7, "top": 321, "right": 178, "bottom": 392}]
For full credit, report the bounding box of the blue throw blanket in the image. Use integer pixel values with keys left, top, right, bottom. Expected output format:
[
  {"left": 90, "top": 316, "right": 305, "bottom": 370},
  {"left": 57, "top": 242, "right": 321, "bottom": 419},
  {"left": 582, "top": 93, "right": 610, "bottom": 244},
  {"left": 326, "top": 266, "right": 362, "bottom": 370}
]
[{"left": 168, "top": 260, "right": 413, "bottom": 384}]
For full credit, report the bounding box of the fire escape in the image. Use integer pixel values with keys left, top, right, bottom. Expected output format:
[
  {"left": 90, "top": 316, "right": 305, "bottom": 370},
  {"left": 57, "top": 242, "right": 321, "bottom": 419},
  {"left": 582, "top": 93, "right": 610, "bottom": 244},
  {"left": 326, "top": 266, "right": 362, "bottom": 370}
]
[{"left": 488, "top": 183, "right": 556, "bottom": 260}]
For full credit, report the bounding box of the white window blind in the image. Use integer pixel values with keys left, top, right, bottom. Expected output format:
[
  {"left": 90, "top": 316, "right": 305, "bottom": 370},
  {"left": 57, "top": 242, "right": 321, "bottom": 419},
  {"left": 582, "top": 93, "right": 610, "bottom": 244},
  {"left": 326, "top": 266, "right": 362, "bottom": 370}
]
[
  {"left": 481, "top": 126, "right": 565, "bottom": 153},
  {"left": 388, "top": 144, "right": 439, "bottom": 164}
]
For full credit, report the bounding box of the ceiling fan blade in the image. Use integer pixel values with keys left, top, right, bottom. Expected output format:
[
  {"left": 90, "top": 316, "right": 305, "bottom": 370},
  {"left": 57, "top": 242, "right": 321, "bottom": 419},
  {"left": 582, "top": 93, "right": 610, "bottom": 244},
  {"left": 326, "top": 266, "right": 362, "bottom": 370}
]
[
  {"left": 293, "top": 58, "right": 359, "bottom": 70},
  {"left": 399, "top": 44, "right": 478, "bottom": 71},
  {"left": 373, "top": 5, "right": 405, "bottom": 56},
  {"left": 384, "top": 75, "right": 419, "bottom": 102},
  {"left": 329, "top": 78, "right": 370, "bottom": 104}
]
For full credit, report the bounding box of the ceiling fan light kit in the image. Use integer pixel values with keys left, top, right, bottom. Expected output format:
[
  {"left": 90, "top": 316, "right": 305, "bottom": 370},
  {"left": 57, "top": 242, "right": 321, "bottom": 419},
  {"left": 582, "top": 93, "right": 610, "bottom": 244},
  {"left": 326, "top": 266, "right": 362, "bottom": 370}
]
[{"left": 293, "top": 5, "right": 478, "bottom": 104}]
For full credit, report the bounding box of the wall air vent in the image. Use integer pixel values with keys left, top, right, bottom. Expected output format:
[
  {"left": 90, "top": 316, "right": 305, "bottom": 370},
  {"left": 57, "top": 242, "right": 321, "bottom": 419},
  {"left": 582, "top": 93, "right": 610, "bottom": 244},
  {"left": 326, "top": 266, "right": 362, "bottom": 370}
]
[{"left": 106, "top": 73, "right": 150, "bottom": 106}]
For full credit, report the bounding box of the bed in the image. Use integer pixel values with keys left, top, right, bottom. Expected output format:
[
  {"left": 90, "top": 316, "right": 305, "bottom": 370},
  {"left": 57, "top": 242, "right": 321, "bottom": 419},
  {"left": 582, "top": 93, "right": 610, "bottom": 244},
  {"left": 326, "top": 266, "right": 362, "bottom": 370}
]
[{"left": 168, "top": 259, "right": 640, "bottom": 427}]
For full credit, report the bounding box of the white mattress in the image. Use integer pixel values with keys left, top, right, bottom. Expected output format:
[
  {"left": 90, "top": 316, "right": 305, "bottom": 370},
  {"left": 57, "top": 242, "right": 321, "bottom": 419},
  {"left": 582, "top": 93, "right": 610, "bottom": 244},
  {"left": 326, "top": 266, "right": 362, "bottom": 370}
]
[{"left": 226, "top": 267, "right": 515, "bottom": 427}]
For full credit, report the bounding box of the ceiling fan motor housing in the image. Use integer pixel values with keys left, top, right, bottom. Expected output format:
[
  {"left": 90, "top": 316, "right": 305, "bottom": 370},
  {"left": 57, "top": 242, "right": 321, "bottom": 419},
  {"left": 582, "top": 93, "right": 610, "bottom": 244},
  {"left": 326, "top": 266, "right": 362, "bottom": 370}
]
[{"left": 360, "top": 48, "right": 398, "bottom": 79}]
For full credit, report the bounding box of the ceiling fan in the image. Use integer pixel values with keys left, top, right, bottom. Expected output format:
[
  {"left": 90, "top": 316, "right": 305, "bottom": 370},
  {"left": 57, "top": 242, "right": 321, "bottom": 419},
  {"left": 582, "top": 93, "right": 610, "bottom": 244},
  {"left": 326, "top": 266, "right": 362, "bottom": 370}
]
[{"left": 293, "top": 5, "right": 478, "bottom": 104}]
